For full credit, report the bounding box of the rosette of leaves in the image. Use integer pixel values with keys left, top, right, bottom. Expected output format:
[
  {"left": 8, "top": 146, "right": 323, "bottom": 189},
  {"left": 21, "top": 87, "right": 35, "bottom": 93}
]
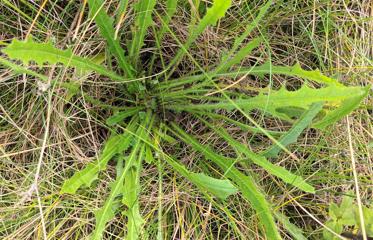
[{"left": 0, "top": 0, "right": 369, "bottom": 239}]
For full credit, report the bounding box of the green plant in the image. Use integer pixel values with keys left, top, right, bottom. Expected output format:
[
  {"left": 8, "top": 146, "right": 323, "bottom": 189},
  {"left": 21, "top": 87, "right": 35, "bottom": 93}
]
[
  {"left": 0, "top": 0, "right": 369, "bottom": 239},
  {"left": 323, "top": 194, "right": 373, "bottom": 240}
]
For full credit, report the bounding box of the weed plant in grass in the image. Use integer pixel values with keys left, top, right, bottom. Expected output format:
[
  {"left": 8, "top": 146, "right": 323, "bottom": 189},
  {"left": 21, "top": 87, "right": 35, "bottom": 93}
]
[{"left": 0, "top": 0, "right": 371, "bottom": 239}]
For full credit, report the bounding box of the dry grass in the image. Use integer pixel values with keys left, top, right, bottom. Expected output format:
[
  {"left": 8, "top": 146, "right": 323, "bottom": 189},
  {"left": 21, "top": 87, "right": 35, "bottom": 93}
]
[{"left": 0, "top": 0, "right": 372, "bottom": 239}]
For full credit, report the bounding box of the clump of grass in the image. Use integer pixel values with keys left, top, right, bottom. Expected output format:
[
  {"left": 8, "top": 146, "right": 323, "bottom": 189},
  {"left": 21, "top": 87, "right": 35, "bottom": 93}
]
[{"left": 0, "top": 0, "right": 371, "bottom": 239}]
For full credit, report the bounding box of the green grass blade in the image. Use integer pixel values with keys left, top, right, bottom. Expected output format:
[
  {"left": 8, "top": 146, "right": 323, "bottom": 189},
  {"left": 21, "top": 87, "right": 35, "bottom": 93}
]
[
  {"left": 197, "top": 116, "right": 315, "bottom": 193},
  {"left": 263, "top": 102, "right": 324, "bottom": 158},
  {"left": 2, "top": 38, "right": 125, "bottom": 82},
  {"left": 169, "top": 123, "right": 281, "bottom": 239},
  {"left": 87, "top": 0, "right": 134, "bottom": 77},
  {"left": 129, "top": 0, "right": 157, "bottom": 65}
]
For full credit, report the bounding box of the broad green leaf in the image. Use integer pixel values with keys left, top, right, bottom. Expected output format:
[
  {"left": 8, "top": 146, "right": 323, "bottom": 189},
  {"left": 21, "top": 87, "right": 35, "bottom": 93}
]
[
  {"left": 129, "top": 0, "right": 157, "bottom": 64},
  {"left": 169, "top": 123, "right": 281, "bottom": 239},
  {"left": 328, "top": 195, "right": 356, "bottom": 226},
  {"left": 313, "top": 86, "right": 370, "bottom": 129},
  {"left": 198, "top": 117, "right": 315, "bottom": 193},
  {"left": 2, "top": 38, "right": 124, "bottom": 82},
  {"left": 323, "top": 220, "right": 343, "bottom": 240},
  {"left": 189, "top": 173, "right": 238, "bottom": 200},
  {"left": 60, "top": 118, "right": 138, "bottom": 194},
  {"left": 87, "top": 0, "right": 134, "bottom": 77},
  {"left": 170, "top": 85, "right": 367, "bottom": 127},
  {"left": 263, "top": 102, "right": 323, "bottom": 158},
  {"left": 149, "top": 137, "right": 237, "bottom": 200}
]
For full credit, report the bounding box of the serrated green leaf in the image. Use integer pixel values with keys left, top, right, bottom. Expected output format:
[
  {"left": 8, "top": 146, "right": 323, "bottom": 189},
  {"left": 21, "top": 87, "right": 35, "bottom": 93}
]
[
  {"left": 222, "top": 62, "right": 342, "bottom": 86},
  {"left": 129, "top": 0, "right": 157, "bottom": 64},
  {"left": 313, "top": 86, "right": 370, "bottom": 129},
  {"left": 170, "top": 85, "right": 367, "bottom": 127},
  {"left": 87, "top": 0, "right": 134, "bottom": 77},
  {"left": 121, "top": 114, "right": 154, "bottom": 240},
  {"left": 122, "top": 166, "right": 145, "bottom": 240},
  {"left": 263, "top": 102, "right": 323, "bottom": 158},
  {"left": 2, "top": 38, "right": 124, "bottom": 82}
]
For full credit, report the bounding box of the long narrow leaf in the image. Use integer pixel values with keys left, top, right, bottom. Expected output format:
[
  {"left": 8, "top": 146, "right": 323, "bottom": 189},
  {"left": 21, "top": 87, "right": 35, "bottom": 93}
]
[
  {"left": 262, "top": 102, "right": 323, "bottom": 158},
  {"left": 60, "top": 117, "right": 138, "bottom": 194},
  {"left": 129, "top": 0, "right": 157, "bottom": 65},
  {"left": 91, "top": 112, "right": 152, "bottom": 240},
  {"left": 198, "top": 116, "right": 315, "bottom": 193},
  {"left": 169, "top": 85, "right": 368, "bottom": 125},
  {"left": 169, "top": 123, "right": 281, "bottom": 239},
  {"left": 87, "top": 0, "right": 134, "bottom": 77}
]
